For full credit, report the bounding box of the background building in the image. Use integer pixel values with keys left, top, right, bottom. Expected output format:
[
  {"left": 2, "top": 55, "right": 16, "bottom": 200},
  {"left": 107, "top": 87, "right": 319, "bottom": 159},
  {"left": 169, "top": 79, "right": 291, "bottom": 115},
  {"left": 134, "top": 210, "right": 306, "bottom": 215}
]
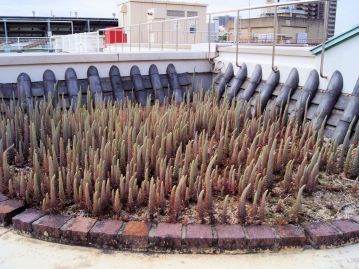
[
  {"left": 227, "top": 16, "right": 323, "bottom": 45},
  {"left": 118, "top": 0, "right": 207, "bottom": 45},
  {"left": 262, "top": 0, "right": 337, "bottom": 38},
  {"left": 213, "top": 15, "right": 235, "bottom": 27},
  {"left": 0, "top": 16, "right": 118, "bottom": 37}
]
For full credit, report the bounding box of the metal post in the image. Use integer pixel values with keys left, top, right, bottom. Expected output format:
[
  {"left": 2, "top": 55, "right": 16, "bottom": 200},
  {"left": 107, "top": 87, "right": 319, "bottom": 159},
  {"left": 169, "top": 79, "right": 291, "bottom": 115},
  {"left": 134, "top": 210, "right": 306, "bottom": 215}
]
[
  {"left": 235, "top": 10, "right": 241, "bottom": 67},
  {"left": 122, "top": 27, "right": 124, "bottom": 52},
  {"left": 97, "top": 31, "right": 100, "bottom": 52},
  {"left": 194, "top": 19, "right": 197, "bottom": 44},
  {"left": 115, "top": 28, "right": 117, "bottom": 53},
  {"left": 84, "top": 33, "right": 88, "bottom": 52},
  {"left": 148, "top": 25, "right": 151, "bottom": 51},
  {"left": 185, "top": 19, "right": 188, "bottom": 45},
  {"left": 248, "top": 0, "right": 251, "bottom": 42},
  {"left": 271, "top": 6, "right": 278, "bottom": 72},
  {"left": 320, "top": 0, "right": 329, "bottom": 79},
  {"left": 129, "top": 26, "right": 132, "bottom": 52},
  {"left": 17, "top": 37, "right": 20, "bottom": 51},
  {"left": 47, "top": 20, "right": 52, "bottom": 37},
  {"left": 138, "top": 24, "right": 141, "bottom": 52},
  {"left": 68, "top": 35, "right": 71, "bottom": 52},
  {"left": 49, "top": 36, "right": 52, "bottom": 52},
  {"left": 176, "top": 20, "right": 179, "bottom": 51},
  {"left": 161, "top": 21, "right": 164, "bottom": 51},
  {"left": 87, "top": 20, "right": 91, "bottom": 32},
  {"left": 61, "top": 36, "right": 64, "bottom": 53},
  {"left": 4, "top": 20, "right": 8, "bottom": 45},
  {"left": 208, "top": 14, "right": 212, "bottom": 61}
]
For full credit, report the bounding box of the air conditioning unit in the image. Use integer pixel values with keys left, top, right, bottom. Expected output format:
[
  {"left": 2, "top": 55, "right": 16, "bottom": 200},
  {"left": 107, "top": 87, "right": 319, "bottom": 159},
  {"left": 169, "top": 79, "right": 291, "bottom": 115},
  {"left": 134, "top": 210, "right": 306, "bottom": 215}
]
[{"left": 147, "top": 8, "right": 166, "bottom": 19}]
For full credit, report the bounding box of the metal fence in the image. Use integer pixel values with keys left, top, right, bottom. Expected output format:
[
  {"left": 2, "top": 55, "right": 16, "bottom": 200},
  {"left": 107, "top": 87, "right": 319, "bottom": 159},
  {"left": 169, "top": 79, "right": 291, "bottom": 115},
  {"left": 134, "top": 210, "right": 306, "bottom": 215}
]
[
  {"left": 0, "top": 37, "right": 53, "bottom": 53},
  {"left": 0, "top": 0, "right": 328, "bottom": 57}
]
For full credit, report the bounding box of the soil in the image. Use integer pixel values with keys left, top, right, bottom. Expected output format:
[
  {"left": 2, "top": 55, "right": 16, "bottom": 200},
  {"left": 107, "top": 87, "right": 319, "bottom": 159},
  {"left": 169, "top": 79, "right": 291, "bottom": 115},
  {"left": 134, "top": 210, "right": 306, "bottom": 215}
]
[{"left": 32, "top": 171, "right": 358, "bottom": 225}]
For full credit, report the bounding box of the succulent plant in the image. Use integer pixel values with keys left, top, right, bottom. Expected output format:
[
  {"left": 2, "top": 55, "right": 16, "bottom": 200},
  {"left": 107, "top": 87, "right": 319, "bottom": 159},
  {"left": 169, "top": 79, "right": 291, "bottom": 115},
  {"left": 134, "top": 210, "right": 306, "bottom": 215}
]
[{"left": 0, "top": 89, "right": 354, "bottom": 225}]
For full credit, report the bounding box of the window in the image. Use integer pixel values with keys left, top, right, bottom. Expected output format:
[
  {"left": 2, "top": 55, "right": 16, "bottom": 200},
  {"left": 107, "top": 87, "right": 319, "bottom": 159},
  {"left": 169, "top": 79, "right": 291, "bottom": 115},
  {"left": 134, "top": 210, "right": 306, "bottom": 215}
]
[
  {"left": 187, "top": 11, "right": 198, "bottom": 17},
  {"left": 166, "top": 10, "right": 185, "bottom": 17},
  {"left": 189, "top": 26, "right": 197, "bottom": 33}
]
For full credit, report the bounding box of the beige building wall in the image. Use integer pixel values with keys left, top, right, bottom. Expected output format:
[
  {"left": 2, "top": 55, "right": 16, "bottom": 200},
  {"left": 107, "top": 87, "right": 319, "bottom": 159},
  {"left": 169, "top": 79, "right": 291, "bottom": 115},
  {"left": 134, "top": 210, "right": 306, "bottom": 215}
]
[
  {"left": 227, "top": 17, "right": 324, "bottom": 45},
  {"left": 118, "top": 0, "right": 207, "bottom": 45}
]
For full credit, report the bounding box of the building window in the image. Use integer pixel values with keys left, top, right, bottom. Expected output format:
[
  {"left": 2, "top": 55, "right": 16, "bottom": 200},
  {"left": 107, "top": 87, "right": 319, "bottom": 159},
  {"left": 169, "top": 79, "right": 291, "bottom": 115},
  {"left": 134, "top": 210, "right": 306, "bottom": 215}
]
[
  {"left": 187, "top": 11, "right": 198, "bottom": 17},
  {"left": 167, "top": 10, "right": 185, "bottom": 17},
  {"left": 189, "top": 26, "right": 197, "bottom": 33}
]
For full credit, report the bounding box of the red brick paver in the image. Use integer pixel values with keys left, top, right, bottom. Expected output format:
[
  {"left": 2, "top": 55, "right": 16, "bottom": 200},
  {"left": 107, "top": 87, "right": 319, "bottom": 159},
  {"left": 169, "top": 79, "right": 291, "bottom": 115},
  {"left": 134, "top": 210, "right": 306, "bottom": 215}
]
[
  {"left": 0, "top": 199, "right": 25, "bottom": 225},
  {"left": 61, "top": 217, "right": 97, "bottom": 242},
  {"left": 32, "top": 214, "right": 71, "bottom": 238},
  {"left": 12, "top": 209, "right": 46, "bottom": 232},
  {"left": 275, "top": 224, "right": 306, "bottom": 247},
  {"left": 121, "top": 221, "right": 150, "bottom": 249},
  {"left": 150, "top": 223, "right": 182, "bottom": 249},
  {"left": 330, "top": 220, "right": 359, "bottom": 241},
  {"left": 246, "top": 225, "right": 277, "bottom": 249},
  {"left": 89, "top": 219, "right": 123, "bottom": 247},
  {"left": 184, "top": 224, "right": 213, "bottom": 248},
  {"left": 303, "top": 222, "right": 342, "bottom": 247},
  {"left": 216, "top": 224, "right": 246, "bottom": 249}
]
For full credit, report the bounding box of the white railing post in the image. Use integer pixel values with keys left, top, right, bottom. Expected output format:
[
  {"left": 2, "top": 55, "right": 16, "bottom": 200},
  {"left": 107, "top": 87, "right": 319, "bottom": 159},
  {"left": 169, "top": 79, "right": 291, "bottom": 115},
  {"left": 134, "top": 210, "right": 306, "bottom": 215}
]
[
  {"left": 138, "top": 24, "right": 141, "bottom": 52},
  {"left": 68, "top": 36, "right": 71, "bottom": 53},
  {"left": 121, "top": 27, "right": 124, "bottom": 52},
  {"left": 208, "top": 14, "right": 212, "bottom": 60},
  {"left": 115, "top": 28, "right": 118, "bottom": 53},
  {"left": 130, "top": 26, "right": 132, "bottom": 52},
  {"left": 176, "top": 20, "right": 179, "bottom": 51},
  {"left": 49, "top": 36, "right": 52, "bottom": 52},
  {"left": 148, "top": 25, "right": 151, "bottom": 52},
  {"left": 97, "top": 31, "right": 100, "bottom": 53},
  {"left": 161, "top": 21, "right": 164, "bottom": 51},
  {"left": 320, "top": 0, "right": 329, "bottom": 79},
  {"left": 85, "top": 33, "right": 88, "bottom": 53},
  {"left": 271, "top": 6, "right": 278, "bottom": 72}
]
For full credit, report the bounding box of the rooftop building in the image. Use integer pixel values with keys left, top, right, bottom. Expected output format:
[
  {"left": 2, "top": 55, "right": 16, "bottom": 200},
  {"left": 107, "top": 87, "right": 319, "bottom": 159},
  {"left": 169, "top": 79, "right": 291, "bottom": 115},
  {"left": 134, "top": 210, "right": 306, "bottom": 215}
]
[
  {"left": 118, "top": 0, "right": 208, "bottom": 44},
  {"left": 0, "top": 16, "right": 118, "bottom": 37}
]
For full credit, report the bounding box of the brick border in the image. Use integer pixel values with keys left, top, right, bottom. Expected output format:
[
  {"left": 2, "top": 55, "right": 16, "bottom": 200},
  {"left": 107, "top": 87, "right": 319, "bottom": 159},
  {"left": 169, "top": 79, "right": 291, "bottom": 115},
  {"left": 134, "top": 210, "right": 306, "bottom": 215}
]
[{"left": 1, "top": 192, "right": 359, "bottom": 253}]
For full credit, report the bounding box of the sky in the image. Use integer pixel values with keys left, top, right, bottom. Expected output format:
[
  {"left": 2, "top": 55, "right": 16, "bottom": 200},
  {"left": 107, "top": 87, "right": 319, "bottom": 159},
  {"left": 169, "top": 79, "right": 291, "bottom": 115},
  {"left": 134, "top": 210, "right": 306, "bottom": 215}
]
[{"left": 0, "top": 0, "right": 357, "bottom": 34}]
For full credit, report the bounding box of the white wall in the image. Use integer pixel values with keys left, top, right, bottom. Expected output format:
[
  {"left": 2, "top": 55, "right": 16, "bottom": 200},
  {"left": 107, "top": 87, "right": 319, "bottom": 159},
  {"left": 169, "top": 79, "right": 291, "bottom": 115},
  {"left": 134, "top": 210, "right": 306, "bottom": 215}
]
[
  {"left": 314, "top": 35, "right": 359, "bottom": 93},
  {"left": 213, "top": 38, "right": 359, "bottom": 94},
  {"left": 0, "top": 52, "right": 211, "bottom": 83}
]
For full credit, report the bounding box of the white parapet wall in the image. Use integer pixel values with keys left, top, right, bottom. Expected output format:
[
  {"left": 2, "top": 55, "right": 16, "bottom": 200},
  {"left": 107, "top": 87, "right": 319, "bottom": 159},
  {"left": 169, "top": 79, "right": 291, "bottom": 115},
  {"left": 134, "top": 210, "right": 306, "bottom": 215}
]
[
  {"left": 0, "top": 51, "right": 211, "bottom": 84},
  {"left": 212, "top": 40, "right": 358, "bottom": 94}
]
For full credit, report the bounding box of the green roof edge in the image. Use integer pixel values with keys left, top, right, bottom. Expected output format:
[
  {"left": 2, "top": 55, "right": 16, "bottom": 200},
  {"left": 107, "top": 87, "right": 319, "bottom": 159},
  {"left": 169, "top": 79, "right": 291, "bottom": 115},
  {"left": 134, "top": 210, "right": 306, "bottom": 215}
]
[{"left": 311, "top": 25, "right": 359, "bottom": 55}]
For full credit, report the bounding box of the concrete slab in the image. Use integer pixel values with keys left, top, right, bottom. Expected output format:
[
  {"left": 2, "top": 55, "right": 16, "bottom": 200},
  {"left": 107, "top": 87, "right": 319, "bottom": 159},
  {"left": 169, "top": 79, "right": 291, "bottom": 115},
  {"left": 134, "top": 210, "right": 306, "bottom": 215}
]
[
  {"left": 0, "top": 228, "right": 359, "bottom": 269},
  {"left": 0, "top": 227, "right": 10, "bottom": 237}
]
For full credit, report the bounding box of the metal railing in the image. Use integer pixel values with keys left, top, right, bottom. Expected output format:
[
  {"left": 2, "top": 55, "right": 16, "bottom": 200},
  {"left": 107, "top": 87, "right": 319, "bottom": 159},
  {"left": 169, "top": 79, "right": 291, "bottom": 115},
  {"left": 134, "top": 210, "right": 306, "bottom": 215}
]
[
  {"left": 97, "top": 16, "right": 204, "bottom": 53},
  {"left": 208, "top": 0, "right": 329, "bottom": 78},
  {"left": 0, "top": 37, "right": 53, "bottom": 53},
  {"left": 0, "top": 0, "right": 330, "bottom": 78}
]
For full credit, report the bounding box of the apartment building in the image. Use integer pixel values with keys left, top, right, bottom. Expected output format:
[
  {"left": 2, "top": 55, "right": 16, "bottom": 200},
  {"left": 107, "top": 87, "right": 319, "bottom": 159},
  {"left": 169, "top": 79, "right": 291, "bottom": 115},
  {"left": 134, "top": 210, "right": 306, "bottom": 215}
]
[
  {"left": 263, "top": 0, "right": 337, "bottom": 37},
  {"left": 118, "top": 0, "right": 207, "bottom": 44}
]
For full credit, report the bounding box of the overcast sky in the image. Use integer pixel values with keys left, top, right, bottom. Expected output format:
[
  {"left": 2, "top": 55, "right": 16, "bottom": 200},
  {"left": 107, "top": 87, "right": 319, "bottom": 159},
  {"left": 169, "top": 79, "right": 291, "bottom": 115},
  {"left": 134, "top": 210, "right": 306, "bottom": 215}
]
[{"left": 0, "top": 0, "right": 357, "bottom": 34}]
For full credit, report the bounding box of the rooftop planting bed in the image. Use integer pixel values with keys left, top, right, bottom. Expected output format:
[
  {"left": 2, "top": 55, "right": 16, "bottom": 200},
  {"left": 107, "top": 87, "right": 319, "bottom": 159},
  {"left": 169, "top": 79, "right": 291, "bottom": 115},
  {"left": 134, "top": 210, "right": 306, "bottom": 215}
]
[
  {"left": 0, "top": 63, "right": 358, "bottom": 252},
  {"left": 0, "top": 91, "right": 358, "bottom": 225}
]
